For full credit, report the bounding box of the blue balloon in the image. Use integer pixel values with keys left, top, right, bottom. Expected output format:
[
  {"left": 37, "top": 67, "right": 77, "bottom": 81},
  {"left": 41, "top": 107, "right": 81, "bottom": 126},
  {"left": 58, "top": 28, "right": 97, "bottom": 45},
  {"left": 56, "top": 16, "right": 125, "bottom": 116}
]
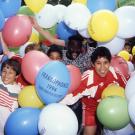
[
  {"left": 36, "top": 61, "right": 70, "bottom": 104},
  {"left": 0, "top": 10, "right": 5, "bottom": 30},
  {"left": 87, "top": 0, "right": 117, "bottom": 13},
  {"left": 5, "top": 108, "right": 40, "bottom": 135},
  {"left": 56, "top": 22, "right": 77, "bottom": 41},
  {"left": 0, "top": 0, "right": 22, "bottom": 18}
]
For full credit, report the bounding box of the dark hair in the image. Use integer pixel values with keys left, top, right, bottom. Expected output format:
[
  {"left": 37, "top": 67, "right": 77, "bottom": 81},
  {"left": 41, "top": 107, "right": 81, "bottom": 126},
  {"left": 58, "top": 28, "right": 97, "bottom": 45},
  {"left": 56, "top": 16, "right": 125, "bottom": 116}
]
[
  {"left": 1, "top": 59, "right": 21, "bottom": 75},
  {"left": 68, "top": 35, "right": 83, "bottom": 48},
  {"left": 47, "top": 45, "right": 63, "bottom": 58},
  {"left": 91, "top": 47, "right": 112, "bottom": 64}
]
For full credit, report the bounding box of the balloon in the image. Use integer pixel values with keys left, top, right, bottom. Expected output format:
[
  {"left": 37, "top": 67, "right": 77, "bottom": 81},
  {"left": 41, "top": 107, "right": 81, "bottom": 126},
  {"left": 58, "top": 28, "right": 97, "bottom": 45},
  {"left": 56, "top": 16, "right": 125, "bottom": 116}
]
[
  {"left": 72, "top": 0, "right": 87, "bottom": 5},
  {"left": 38, "top": 103, "right": 78, "bottom": 135},
  {"left": 78, "top": 28, "right": 90, "bottom": 38},
  {"left": 111, "top": 56, "right": 129, "bottom": 79},
  {"left": 2, "top": 15, "right": 32, "bottom": 48},
  {"left": 35, "top": 4, "right": 58, "bottom": 28},
  {"left": 127, "top": 61, "right": 134, "bottom": 73},
  {"left": 64, "top": 3, "right": 91, "bottom": 30},
  {"left": 18, "top": 85, "right": 44, "bottom": 108},
  {"left": 67, "top": 65, "right": 82, "bottom": 93},
  {"left": 114, "top": 6, "right": 135, "bottom": 38},
  {"left": 132, "top": 46, "right": 135, "bottom": 55},
  {"left": 97, "top": 36, "right": 125, "bottom": 55},
  {"left": 28, "top": 28, "right": 40, "bottom": 43},
  {"left": 22, "top": 50, "right": 50, "bottom": 84},
  {"left": 103, "top": 123, "right": 135, "bottom": 135},
  {"left": 17, "top": 6, "right": 34, "bottom": 16},
  {"left": 0, "top": 10, "right": 5, "bottom": 30},
  {"left": 87, "top": 0, "right": 117, "bottom": 13},
  {"left": 88, "top": 10, "right": 118, "bottom": 42},
  {"left": 97, "top": 96, "right": 130, "bottom": 130},
  {"left": 102, "top": 84, "right": 125, "bottom": 99},
  {"left": 118, "top": 50, "right": 130, "bottom": 61},
  {"left": 24, "top": 0, "right": 47, "bottom": 13},
  {"left": 5, "top": 108, "right": 40, "bottom": 135},
  {"left": 125, "top": 74, "right": 135, "bottom": 101},
  {"left": 35, "top": 61, "right": 70, "bottom": 104},
  {"left": 128, "top": 94, "right": 135, "bottom": 125},
  {"left": 54, "top": 4, "right": 67, "bottom": 23},
  {"left": 56, "top": 22, "right": 77, "bottom": 41},
  {"left": 0, "top": 0, "right": 21, "bottom": 18}
]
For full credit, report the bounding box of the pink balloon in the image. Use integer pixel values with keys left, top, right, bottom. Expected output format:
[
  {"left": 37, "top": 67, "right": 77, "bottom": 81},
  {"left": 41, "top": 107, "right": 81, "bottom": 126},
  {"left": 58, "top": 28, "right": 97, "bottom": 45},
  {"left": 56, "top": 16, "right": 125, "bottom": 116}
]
[
  {"left": 21, "top": 50, "right": 51, "bottom": 84},
  {"left": 111, "top": 56, "right": 129, "bottom": 79},
  {"left": 67, "top": 65, "right": 82, "bottom": 93},
  {"left": 2, "top": 15, "right": 32, "bottom": 47}
]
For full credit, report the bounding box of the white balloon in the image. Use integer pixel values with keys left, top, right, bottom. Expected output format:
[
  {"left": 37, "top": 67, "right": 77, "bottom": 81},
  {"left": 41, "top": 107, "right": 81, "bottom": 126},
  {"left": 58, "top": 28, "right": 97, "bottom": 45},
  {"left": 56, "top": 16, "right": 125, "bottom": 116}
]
[
  {"left": 128, "top": 94, "right": 135, "bottom": 125},
  {"left": 127, "top": 61, "right": 134, "bottom": 73},
  {"left": 97, "top": 36, "right": 125, "bottom": 55},
  {"left": 78, "top": 28, "right": 90, "bottom": 38},
  {"left": 38, "top": 103, "right": 78, "bottom": 135},
  {"left": 64, "top": 3, "right": 91, "bottom": 30},
  {"left": 35, "top": 4, "right": 58, "bottom": 28},
  {"left": 54, "top": 4, "right": 67, "bottom": 23},
  {"left": 114, "top": 6, "right": 135, "bottom": 38},
  {"left": 103, "top": 123, "right": 135, "bottom": 135},
  {"left": 125, "top": 74, "right": 135, "bottom": 101}
]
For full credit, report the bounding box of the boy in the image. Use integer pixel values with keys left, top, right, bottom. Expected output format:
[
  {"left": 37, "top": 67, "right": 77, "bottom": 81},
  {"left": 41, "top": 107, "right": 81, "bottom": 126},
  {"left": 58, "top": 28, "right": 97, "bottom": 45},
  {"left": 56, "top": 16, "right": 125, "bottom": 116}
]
[
  {"left": 0, "top": 59, "right": 21, "bottom": 135},
  {"left": 60, "top": 47, "right": 127, "bottom": 135}
]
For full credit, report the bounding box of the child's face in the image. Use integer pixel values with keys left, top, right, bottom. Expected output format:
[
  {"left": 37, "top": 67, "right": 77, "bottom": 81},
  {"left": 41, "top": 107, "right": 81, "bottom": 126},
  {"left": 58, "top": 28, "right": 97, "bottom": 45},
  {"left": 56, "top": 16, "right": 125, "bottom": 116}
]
[
  {"left": 1, "top": 65, "right": 17, "bottom": 85},
  {"left": 49, "top": 52, "right": 62, "bottom": 61},
  {"left": 93, "top": 57, "right": 110, "bottom": 77},
  {"left": 124, "top": 45, "right": 131, "bottom": 53}
]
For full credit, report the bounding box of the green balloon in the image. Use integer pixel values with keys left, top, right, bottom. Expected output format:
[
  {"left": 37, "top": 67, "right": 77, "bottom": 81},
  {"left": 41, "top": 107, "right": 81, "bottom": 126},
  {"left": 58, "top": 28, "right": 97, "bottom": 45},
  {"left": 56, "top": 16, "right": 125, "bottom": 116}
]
[
  {"left": 17, "top": 6, "right": 34, "bottom": 16},
  {"left": 97, "top": 96, "right": 130, "bottom": 130},
  {"left": 9, "top": 47, "right": 19, "bottom": 54}
]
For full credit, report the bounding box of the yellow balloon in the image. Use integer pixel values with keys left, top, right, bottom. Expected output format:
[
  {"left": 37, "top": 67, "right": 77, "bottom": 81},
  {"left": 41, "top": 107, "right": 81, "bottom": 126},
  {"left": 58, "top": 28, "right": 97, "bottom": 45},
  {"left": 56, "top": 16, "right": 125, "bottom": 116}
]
[
  {"left": 132, "top": 46, "right": 135, "bottom": 55},
  {"left": 118, "top": 50, "right": 130, "bottom": 61},
  {"left": 18, "top": 85, "right": 44, "bottom": 108},
  {"left": 24, "top": 0, "right": 47, "bottom": 13},
  {"left": 102, "top": 84, "right": 125, "bottom": 99},
  {"left": 72, "top": 0, "right": 87, "bottom": 5},
  {"left": 28, "top": 32, "right": 40, "bottom": 43},
  {"left": 88, "top": 10, "right": 118, "bottom": 42}
]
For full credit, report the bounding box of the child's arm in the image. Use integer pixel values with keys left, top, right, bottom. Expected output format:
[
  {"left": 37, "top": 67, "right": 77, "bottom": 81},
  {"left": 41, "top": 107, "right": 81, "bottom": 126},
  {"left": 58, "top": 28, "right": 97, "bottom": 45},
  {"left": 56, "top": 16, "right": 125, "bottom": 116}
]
[
  {"left": 0, "top": 32, "right": 9, "bottom": 55},
  {"left": 29, "top": 16, "right": 65, "bottom": 47}
]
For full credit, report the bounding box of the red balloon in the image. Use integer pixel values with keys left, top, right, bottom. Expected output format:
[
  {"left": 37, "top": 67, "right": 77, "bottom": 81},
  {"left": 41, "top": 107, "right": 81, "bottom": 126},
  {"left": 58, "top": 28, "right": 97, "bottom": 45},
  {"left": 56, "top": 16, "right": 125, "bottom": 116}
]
[
  {"left": 2, "top": 15, "right": 32, "bottom": 47},
  {"left": 67, "top": 65, "right": 82, "bottom": 93},
  {"left": 111, "top": 56, "right": 129, "bottom": 79},
  {"left": 21, "top": 50, "right": 51, "bottom": 84}
]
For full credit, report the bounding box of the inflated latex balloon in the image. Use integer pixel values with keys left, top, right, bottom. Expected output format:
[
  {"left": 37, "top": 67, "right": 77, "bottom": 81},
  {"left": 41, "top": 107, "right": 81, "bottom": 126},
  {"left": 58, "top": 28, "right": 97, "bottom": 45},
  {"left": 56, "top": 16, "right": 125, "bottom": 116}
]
[
  {"left": 35, "top": 4, "right": 58, "bottom": 28},
  {"left": 98, "top": 36, "right": 125, "bottom": 55},
  {"left": 5, "top": 108, "right": 40, "bottom": 135},
  {"left": 97, "top": 96, "right": 130, "bottom": 130},
  {"left": 118, "top": 50, "right": 130, "bottom": 61},
  {"left": 67, "top": 65, "right": 82, "bottom": 93},
  {"left": 54, "top": 4, "right": 67, "bottom": 23},
  {"left": 102, "top": 84, "right": 125, "bottom": 99},
  {"left": 35, "top": 61, "right": 70, "bottom": 104},
  {"left": 125, "top": 74, "right": 135, "bottom": 101},
  {"left": 72, "top": 0, "right": 87, "bottom": 5},
  {"left": 115, "top": 6, "right": 135, "bottom": 38},
  {"left": 88, "top": 10, "right": 118, "bottom": 42},
  {"left": 18, "top": 85, "right": 44, "bottom": 108},
  {"left": 17, "top": 6, "right": 34, "bottom": 16},
  {"left": 64, "top": 3, "right": 91, "bottom": 30},
  {"left": 0, "top": 10, "right": 5, "bottom": 30},
  {"left": 87, "top": 0, "right": 117, "bottom": 13},
  {"left": 38, "top": 103, "right": 78, "bottom": 135},
  {"left": 2, "top": 15, "right": 32, "bottom": 47},
  {"left": 0, "top": 0, "right": 22, "bottom": 18},
  {"left": 24, "top": 0, "right": 47, "bottom": 13},
  {"left": 22, "top": 50, "right": 50, "bottom": 84}
]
